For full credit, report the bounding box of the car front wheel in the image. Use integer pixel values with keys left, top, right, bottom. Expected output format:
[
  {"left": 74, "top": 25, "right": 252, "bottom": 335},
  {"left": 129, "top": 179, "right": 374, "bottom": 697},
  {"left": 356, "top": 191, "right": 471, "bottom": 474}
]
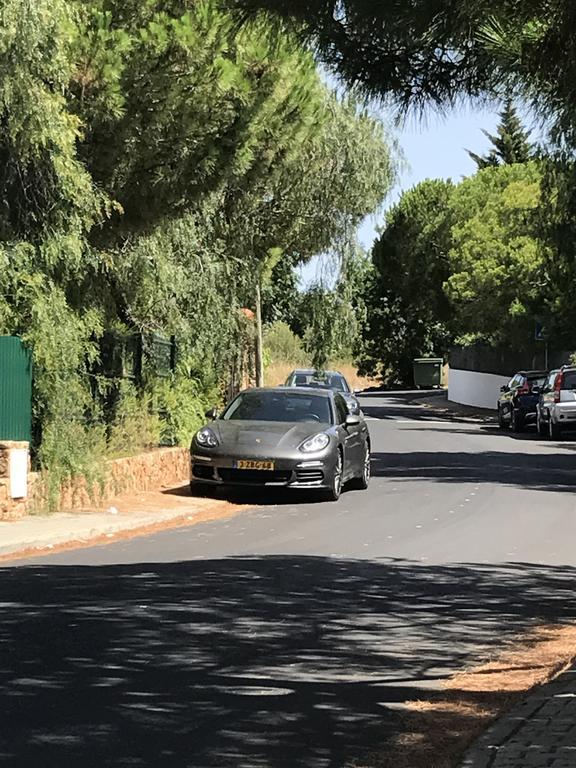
[
  {"left": 537, "top": 411, "right": 547, "bottom": 437},
  {"left": 549, "top": 419, "right": 562, "bottom": 440},
  {"left": 323, "top": 450, "right": 343, "bottom": 501},
  {"left": 511, "top": 408, "right": 524, "bottom": 433},
  {"left": 350, "top": 444, "right": 370, "bottom": 490}
]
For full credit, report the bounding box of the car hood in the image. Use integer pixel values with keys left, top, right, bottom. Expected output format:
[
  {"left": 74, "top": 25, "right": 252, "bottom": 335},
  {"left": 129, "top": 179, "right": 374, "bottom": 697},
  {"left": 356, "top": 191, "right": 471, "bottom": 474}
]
[{"left": 210, "top": 420, "right": 331, "bottom": 452}]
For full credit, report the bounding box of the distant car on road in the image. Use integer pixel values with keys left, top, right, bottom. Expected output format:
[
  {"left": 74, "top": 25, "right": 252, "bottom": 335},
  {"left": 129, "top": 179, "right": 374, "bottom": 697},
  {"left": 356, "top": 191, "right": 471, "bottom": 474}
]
[
  {"left": 537, "top": 366, "right": 576, "bottom": 439},
  {"left": 190, "top": 387, "right": 371, "bottom": 501},
  {"left": 497, "top": 370, "right": 547, "bottom": 432},
  {"left": 284, "top": 368, "right": 361, "bottom": 414}
]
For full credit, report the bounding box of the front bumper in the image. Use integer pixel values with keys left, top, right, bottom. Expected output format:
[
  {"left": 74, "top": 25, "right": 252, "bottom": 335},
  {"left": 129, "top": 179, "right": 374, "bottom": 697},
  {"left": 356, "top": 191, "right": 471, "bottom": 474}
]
[
  {"left": 190, "top": 452, "right": 334, "bottom": 489},
  {"left": 551, "top": 405, "right": 576, "bottom": 425}
]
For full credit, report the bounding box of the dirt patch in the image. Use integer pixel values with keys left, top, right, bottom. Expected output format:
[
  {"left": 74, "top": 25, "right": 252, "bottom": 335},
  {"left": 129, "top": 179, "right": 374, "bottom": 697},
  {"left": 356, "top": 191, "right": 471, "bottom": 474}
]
[{"left": 354, "top": 624, "right": 576, "bottom": 768}]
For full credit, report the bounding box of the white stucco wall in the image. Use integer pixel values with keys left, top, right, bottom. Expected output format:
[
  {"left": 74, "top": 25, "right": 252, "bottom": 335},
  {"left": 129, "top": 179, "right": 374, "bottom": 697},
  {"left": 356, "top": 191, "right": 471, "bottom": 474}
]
[{"left": 448, "top": 367, "right": 509, "bottom": 410}]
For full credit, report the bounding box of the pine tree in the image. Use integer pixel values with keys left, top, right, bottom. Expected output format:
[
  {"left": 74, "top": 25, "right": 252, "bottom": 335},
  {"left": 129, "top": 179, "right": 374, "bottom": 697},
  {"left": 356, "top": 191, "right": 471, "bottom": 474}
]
[{"left": 467, "top": 100, "right": 534, "bottom": 169}]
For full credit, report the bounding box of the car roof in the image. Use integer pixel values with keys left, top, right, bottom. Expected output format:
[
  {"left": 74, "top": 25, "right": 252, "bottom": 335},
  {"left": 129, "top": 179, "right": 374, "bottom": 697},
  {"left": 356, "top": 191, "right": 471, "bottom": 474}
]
[
  {"left": 288, "top": 369, "right": 345, "bottom": 377},
  {"left": 242, "top": 386, "right": 334, "bottom": 398},
  {"left": 515, "top": 370, "right": 547, "bottom": 376}
]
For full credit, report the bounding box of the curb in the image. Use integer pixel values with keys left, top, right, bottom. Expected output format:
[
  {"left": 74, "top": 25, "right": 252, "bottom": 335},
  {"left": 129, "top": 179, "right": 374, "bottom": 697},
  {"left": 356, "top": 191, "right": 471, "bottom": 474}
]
[
  {"left": 460, "top": 669, "right": 576, "bottom": 767},
  {"left": 0, "top": 498, "right": 248, "bottom": 563}
]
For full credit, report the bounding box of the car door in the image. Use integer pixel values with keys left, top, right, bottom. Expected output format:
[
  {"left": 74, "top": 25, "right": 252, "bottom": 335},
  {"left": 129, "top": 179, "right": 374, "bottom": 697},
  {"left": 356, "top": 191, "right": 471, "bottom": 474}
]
[
  {"left": 335, "top": 393, "right": 363, "bottom": 478},
  {"left": 541, "top": 371, "right": 558, "bottom": 420},
  {"left": 500, "top": 374, "right": 519, "bottom": 420}
]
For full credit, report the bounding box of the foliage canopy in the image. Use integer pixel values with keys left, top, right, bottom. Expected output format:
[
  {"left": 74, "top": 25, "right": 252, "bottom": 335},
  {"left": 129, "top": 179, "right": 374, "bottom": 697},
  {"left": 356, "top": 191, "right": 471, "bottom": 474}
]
[{"left": 0, "top": 0, "right": 395, "bottom": 491}]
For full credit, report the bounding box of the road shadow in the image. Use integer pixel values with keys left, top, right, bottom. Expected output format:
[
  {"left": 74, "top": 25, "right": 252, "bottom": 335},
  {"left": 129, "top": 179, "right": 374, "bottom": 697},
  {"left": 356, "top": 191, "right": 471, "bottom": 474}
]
[
  {"left": 359, "top": 391, "right": 495, "bottom": 425},
  {"left": 399, "top": 423, "right": 542, "bottom": 441},
  {"left": 1, "top": 557, "right": 576, "bottom": 767},
  {"left": 164, "top": 483, "right": 335, "bottom": 506},
  {"left": 371, "top": 450, "right": 576, "bottom": 492}
]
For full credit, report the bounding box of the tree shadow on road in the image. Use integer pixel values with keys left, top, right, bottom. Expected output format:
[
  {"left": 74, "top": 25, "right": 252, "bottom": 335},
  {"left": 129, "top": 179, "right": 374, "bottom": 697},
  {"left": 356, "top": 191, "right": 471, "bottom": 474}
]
[
  {"left": 371, "top": 450, "right": 576, "bottom": 492},
  {"left": 1, "top": 557, "right": 575, "bottom": 767}
]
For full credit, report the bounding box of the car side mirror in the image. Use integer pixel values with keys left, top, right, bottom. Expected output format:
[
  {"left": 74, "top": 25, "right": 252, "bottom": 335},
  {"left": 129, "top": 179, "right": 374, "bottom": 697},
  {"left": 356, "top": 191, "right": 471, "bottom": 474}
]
[
  {"left": 500, "top": 385, "right": 509, "bottom": 393},
  {"left": 205, "top": 407, "right": 218, "bottom": 420},
  {"left": 345, "top": 414, "right": 361, "bottom": 427}
]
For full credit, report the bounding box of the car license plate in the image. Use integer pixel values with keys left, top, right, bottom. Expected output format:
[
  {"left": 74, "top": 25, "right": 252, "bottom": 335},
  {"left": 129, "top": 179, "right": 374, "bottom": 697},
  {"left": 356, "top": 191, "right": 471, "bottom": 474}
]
[{"left": 235, "top": 460, "right": 275, "bottom": 470}]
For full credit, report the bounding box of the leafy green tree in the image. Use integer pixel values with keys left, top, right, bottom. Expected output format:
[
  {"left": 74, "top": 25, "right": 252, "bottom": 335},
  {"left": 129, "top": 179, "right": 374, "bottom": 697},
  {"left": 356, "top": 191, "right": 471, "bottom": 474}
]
[
  {"left": 218, "top": 92, "right": 396, "bottom": 382},
  {"left": 298, "top": 285, "right": 358, "bottom": 371},
  {"left": 227, "top": 0, "right": 576, "bottom": 147},
  {"left": 445, "top": 162, "right": 546, "bottom": 345},
  {"left": 467, "top": 100, "right": 534, "bottom": 169},
  {"left": 261, "top": 258, "right": 301, "bottom": 326},
  {"left": 0, "top": 0, "right": 397, "bottom": 487},
  {"left": 358, "top": 180, "right": 455, "bottom": 384}
]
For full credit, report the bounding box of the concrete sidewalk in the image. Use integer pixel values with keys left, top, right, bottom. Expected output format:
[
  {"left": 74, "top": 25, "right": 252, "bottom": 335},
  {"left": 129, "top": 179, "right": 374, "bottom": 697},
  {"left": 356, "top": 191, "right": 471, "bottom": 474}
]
[
  {"left": 0, "top": 487, "right": 245, "bottom": 561},
  {"left": 461, "top": 665, "right": 576, "bottom": 768}
]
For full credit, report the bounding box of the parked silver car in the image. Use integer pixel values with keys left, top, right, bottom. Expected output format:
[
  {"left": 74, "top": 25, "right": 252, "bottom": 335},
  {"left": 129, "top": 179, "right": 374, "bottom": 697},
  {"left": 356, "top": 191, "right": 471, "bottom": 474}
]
[
  {"left": 284, "top": 369, "right": 361, "bottom": 414},
  {"left": 537, "top": 366, "right": 576, "bottom": 438}
]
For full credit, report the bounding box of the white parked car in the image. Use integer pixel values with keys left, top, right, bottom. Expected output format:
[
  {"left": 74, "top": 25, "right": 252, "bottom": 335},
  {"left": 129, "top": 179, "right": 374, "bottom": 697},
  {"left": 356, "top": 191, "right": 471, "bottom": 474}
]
[{"left": 537, "top": 366, "right": 576, "bottom": 438}]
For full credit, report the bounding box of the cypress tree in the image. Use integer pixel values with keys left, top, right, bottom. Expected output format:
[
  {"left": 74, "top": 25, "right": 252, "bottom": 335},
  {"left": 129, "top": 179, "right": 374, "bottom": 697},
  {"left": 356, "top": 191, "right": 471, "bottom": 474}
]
[{"left": 467, "top": 100, "right": 534, "bottom": 169}]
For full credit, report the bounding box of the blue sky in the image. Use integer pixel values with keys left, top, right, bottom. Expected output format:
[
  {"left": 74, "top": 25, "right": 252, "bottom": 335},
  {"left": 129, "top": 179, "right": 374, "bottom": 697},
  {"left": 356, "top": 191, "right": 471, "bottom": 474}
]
[{"left": 299, "top": 104, "right": 500, "bottom": 287}]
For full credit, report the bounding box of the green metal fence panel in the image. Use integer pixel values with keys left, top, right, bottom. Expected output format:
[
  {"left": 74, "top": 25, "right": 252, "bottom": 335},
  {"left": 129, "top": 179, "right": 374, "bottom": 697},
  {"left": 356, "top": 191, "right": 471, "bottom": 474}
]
[{"left": 0, "top": 337, "right": 32, "bottom": 441}]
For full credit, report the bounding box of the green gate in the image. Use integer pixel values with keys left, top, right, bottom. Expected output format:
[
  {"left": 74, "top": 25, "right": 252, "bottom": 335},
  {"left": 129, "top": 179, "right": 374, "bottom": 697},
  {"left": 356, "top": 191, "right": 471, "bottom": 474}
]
[{"left": 0, "top": 337, "right": 32, "bottom": 442}]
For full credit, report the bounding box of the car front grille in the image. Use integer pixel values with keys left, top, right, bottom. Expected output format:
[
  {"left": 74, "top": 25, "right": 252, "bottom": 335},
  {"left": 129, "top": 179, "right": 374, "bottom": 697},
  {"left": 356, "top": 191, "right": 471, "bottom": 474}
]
[
  {"left": 294, "top": 469, "right": 324, "bottom": 484},
  {"left": 218, "top": 468, "right": 291, "bottom": 485}
]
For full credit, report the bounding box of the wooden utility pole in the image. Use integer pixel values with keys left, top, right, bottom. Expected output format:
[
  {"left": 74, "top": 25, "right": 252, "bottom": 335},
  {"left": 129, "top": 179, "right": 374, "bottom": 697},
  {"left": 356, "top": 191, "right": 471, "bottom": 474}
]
[{"left": 254, "top": 277, "right": 264, "bottom": 387}]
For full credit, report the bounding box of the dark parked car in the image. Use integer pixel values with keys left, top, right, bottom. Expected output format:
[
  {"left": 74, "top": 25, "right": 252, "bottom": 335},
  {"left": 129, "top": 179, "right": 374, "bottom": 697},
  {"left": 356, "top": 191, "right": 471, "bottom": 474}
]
[
  {"left": 497, "top": 370, "right": 547, "bottom": 432},
  {"left": 190, "top": 387, "right": 370, "bottom": 501},
  {"left": 284, "top": 369, "right": 361, "bottom": 414},
  {"left": 537, "top": 366, "right": 576, "bottom": 438}
]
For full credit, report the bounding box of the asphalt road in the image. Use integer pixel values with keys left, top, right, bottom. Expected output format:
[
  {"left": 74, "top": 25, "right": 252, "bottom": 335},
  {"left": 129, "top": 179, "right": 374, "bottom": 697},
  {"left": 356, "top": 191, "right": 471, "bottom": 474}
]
[{"left": 2, "top": 391, "right": 576, "bottom": 767}]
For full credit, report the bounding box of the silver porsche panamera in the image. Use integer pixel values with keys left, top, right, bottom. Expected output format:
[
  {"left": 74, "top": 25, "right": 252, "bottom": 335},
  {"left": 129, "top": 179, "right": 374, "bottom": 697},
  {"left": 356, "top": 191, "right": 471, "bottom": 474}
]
[{"left": 190, "top": 387, "right": 371, "bottom": 501}]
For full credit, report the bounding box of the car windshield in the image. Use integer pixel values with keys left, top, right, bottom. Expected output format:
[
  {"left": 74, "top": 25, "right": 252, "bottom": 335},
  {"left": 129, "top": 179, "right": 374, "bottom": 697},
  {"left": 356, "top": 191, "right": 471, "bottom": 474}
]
[
  {"left": 562, "top": 371, "right": 576, "bottom": 390},
  {"left": 288, "top": 372, "right": 350, "bottom": 393},
  {"left": 528, "top": 376, "right": 546, "bottom": 389},
  {"left": 222, "top": 391, "right": 333, "bottom": 424}
]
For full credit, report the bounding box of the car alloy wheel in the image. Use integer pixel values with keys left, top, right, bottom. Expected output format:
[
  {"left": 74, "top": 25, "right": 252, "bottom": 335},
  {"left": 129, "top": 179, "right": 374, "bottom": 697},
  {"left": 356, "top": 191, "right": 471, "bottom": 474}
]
[
  {"left": 537, "top": 412, "right": 547, "bottom": 437},
  {"left": 362, "top": 446, "right": 371, "bottom": 486},
  {"left": 498, "top": 406, "right": 507, "bottom": 429},
  {"left": 324, "top": 450, "right": 343, "bottom": 501},
  {"left": 351, "top": 444, "right": 370, "bottom": 490},
  {"left": 511, "top": 408, "right": 524, "bottom": 433}
]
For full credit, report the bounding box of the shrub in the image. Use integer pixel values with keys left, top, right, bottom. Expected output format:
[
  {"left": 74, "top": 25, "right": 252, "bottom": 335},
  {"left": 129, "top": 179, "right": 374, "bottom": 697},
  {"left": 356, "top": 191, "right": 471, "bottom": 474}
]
[{"left": 264, "top": 321, "right": 306, "bottom": 364}]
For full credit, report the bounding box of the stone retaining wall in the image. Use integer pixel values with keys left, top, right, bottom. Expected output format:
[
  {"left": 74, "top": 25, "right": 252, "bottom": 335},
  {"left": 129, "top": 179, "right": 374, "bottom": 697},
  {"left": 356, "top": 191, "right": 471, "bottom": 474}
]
[{"left": 0, "top": 446, "right": 190, "bottom": 520}]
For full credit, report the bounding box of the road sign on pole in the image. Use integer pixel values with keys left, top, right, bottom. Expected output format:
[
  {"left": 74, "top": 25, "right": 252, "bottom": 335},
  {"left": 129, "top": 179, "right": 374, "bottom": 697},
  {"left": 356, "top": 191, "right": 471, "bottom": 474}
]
[{"left": 535, "top": 321, "right": 547, "bottom": 342}]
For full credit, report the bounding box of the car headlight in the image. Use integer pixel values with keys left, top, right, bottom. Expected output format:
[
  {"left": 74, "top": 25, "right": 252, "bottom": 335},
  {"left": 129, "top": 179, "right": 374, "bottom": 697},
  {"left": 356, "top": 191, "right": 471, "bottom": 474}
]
[
  {"left": 300, "top": 433, "right": 330, "bottom": 453},
  {"left": 195, "top": 427, "right": 219, "bottom": 448}
]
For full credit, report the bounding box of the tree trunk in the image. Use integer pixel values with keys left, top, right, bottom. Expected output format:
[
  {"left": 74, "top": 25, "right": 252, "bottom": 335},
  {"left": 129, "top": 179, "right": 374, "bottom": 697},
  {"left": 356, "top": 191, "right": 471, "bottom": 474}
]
[{"left": 255, "top": 278, "right": 264, "bottom": 387}]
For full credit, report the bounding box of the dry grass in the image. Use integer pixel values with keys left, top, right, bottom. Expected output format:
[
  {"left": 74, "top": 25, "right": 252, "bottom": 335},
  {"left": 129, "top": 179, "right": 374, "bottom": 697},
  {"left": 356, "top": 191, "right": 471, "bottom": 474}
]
[
  {"left": 354, "top": 624, "right": 576, "bottom": 768},
  {"left": 264, "top": 360, "right": 380, "bottom": 392}
]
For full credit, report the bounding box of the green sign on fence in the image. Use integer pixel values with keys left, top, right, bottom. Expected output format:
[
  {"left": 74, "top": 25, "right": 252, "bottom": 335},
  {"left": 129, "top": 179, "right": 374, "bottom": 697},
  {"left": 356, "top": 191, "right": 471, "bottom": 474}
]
[{"left": 0, "top": 337, "right": 32, "bottom": 442}]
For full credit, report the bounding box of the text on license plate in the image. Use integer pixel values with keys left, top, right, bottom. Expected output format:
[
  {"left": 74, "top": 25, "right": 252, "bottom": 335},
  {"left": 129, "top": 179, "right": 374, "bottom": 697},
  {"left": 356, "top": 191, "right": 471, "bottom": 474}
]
[{"left": 235, "top": 460, "right": 275, "bottom": 470}]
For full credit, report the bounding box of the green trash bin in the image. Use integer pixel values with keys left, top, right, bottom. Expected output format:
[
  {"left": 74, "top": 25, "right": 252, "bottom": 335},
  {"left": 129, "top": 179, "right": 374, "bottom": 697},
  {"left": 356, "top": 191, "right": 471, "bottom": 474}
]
[{"left": 412, "top": 358, "right": 443, "bottom": 388}]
